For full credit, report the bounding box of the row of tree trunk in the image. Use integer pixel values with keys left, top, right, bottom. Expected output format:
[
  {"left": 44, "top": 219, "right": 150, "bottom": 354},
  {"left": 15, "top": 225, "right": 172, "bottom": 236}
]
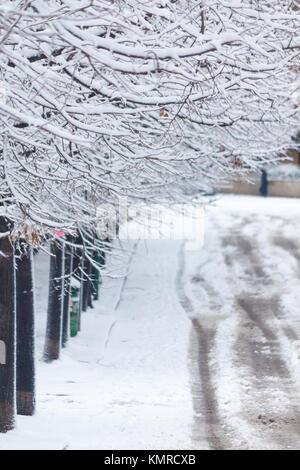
[{"left": 0, "top": 220, "right": 104, "bottom": 433}]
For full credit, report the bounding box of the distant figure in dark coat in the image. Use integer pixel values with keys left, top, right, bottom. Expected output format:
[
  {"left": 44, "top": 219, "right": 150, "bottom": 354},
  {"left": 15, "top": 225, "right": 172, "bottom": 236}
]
[{"left": 259, "top": 169, "right": 268, "bottom": 197}]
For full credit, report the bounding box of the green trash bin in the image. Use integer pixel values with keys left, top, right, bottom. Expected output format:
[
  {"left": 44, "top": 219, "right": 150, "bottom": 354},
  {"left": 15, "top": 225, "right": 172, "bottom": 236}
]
[{"left": 70, "top": 283, "right": 80, "bottom": 337}]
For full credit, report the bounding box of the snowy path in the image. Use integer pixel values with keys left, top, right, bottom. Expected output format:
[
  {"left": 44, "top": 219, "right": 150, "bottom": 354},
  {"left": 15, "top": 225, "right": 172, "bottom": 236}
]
[
  {"left": 0, "top": 240, "right": 196, "bottom": 450},
  {"left": 182, "top": 196, "right": 300, "bottom": 450}
]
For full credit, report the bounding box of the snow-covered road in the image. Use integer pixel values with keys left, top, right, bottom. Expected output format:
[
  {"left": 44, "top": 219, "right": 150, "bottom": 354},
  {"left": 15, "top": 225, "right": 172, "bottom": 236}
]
[
  {"left": 181, "top": 196, "right": 300, "bottom": 449},
  {"left": 1, "top": 195, "right": 300, "bottom": 450}
]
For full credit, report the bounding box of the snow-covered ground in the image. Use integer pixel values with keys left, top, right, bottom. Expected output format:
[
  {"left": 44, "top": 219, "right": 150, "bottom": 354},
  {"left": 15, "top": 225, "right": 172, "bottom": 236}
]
[
  {"left": 182, "top": 195, "right": 300, "bottom": 449},
  {"left": 0, "top": 240, "right": 194, "bottom": 450},
  {"left": 1, "top": 194, "right": 300, "bottom": 450}
]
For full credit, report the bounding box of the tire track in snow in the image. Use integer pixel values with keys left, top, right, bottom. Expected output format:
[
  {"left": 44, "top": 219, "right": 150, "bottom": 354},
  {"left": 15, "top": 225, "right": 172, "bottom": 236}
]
[
  {"left": 235, "top": 296, "right": 300, "bottom": 449},
  {"left": 180, "top": 213, "right": 300, "bottom": 449},
  {"left": 229, "top": 234, "right": 300, "bottom": 449},
  {"left": 176, "top": 242, "right": 229, "bottom": 450},
  {"left": 190, "top": 320, "right": 225, "bottom": 450}
]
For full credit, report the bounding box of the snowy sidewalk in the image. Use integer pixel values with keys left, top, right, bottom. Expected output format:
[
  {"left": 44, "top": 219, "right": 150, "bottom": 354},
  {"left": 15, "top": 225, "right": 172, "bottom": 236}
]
[{"left": 0, "top": 240, "right": 194, "bottom": 450}]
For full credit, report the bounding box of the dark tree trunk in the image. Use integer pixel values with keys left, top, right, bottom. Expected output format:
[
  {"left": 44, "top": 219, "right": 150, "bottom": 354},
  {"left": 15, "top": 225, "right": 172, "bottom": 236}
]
[
  {"left": 72, "top": 236, "right": 83, "bottom": 332},
  {"left": 92, "top": 249, "right": 100, "bottom": 301},
  {"left": 62, "top": 240, "right": 73, "bottom": 348},
  {"left": 0, "top": 217, "right": 16, "bottom": 432},
  {"left": 88, "top": 264, "right": 94, "bottom": 309},
  {"left": 92, "top": 245, "right": 106, "bottom": 301},
  {"left": 92, "top": 265, "right": 100, "bottom": 301},
  {"left": 16, "top": 245, "right": 35, "bottom": 416},
  {"left": 81, "top": 256, "right": 90, "bottom": 313},
  {"left": 44, "top": 242, "right": 64, "bottom": 362},
  {"left": 87, "top": 257, "right": 94, "bottom": 309}
]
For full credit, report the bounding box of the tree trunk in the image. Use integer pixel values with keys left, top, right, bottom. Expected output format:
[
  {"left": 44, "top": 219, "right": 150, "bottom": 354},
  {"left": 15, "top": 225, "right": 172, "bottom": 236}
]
[
  {"left": 81, "top": 255, "right": 90, "bottom": 313},
  {"left": 72, "top": 236, "right": 82, "bottom": 332},
  {"left": 44, "top": 242, "right": 64, "bottom": 362},
  {"left": 92, "top": 245, "right": 106, "bottom": 301},
  {"left": 88, "top": 263, "right": 94, "bottom": 309},
  {"left": 87, "top": 257, "right": 94, "bottom": 309},
  {"left": 16, "top": 245, "right": 35, "bottom": 416},
  {"left": 0, "top": 217, "right": 16, "bottom": 432},
  {"left": 62, "top": 240, "right": 73, "bottom": 348},
  {"left": 92, "top": 250, "right": 100, "bottom": 301}
]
